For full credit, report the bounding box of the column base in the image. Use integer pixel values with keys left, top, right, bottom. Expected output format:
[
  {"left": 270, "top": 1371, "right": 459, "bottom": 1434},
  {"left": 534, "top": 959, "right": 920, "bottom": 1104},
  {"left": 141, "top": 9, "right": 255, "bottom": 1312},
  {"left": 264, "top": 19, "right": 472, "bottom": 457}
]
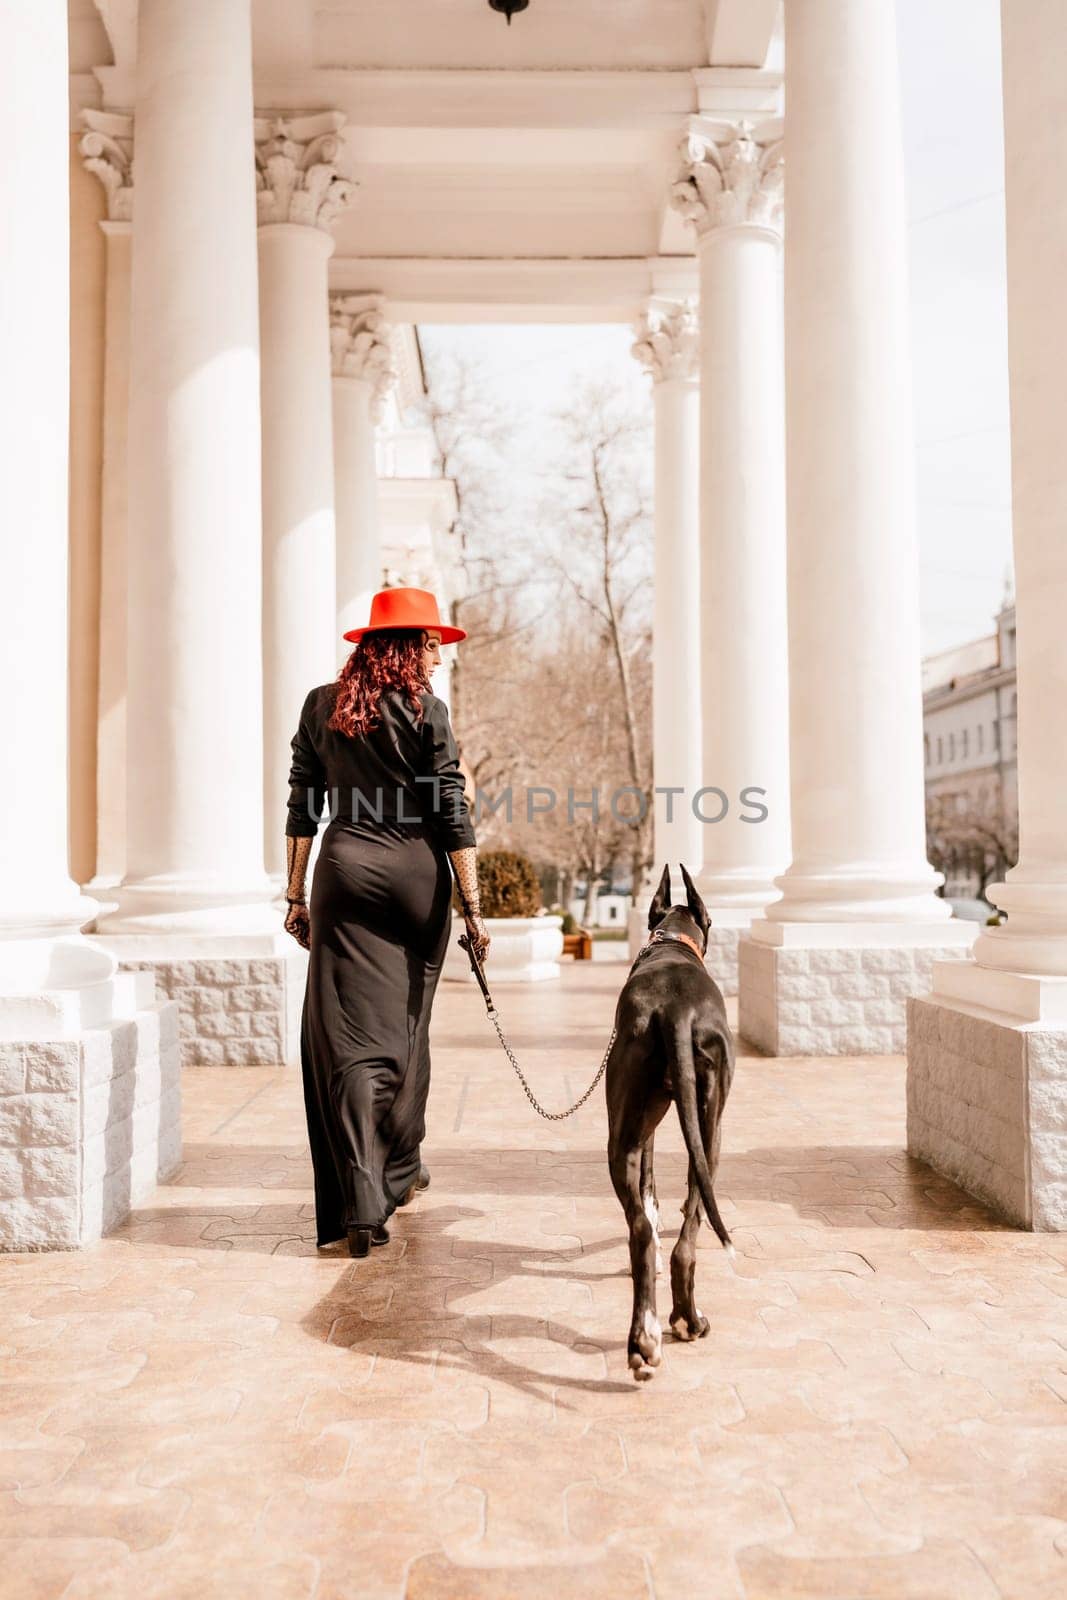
[
  {"left": 85, "top": 932, "right": 307, "bottom": 1068},
  {"left": 0, "top": 966, "right": 180, "bottom": 1251},
  {"left": 739, "top": 919, "right": 977, "bottom": 1056},
  {"left": 907, "top": 990, "right": 1066, "bottom": 1231},
  {"left": 91, "top": 878, "right": 281, "bottom": 938}
]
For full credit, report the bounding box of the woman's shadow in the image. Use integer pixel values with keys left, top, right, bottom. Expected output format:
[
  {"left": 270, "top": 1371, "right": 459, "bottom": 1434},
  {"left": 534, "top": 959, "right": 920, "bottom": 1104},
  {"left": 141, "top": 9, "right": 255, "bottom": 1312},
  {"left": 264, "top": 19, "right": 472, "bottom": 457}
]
[
  {"left": 122, "top": 1147, "right": 636, "bottom": 1404},
  {"left": 304, "top": 1198, "right": 637, "bottom": 1406}
]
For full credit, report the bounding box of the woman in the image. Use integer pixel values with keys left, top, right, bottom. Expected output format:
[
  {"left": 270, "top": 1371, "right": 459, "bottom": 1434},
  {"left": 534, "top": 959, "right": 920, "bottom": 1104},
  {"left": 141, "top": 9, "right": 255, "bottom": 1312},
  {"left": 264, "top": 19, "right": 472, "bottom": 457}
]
[{"left": 283, "top": 587, "right": 490, "bottom": 1258}]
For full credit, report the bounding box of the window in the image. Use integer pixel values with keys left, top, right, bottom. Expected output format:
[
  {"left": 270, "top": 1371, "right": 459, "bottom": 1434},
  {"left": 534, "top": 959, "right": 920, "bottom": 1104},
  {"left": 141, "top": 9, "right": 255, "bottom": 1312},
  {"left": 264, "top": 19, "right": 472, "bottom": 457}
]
[
  {"left": 937, "top": 735, "right": 943, "bottom": 764},
  {"left": 949, "top": 732, "right": 956, "bottom": 761},
  {"left": 961, "top": 728, "right": 969, "bottom": 758},
  {"left": 924, "top": 734, "right": 931, "bottom": 768},
  {"left": 993, "top": 719, "right": 1000, "bottom": 751},
  {"left": 977, "top": 723, "right": 984, "bottom": 754}
]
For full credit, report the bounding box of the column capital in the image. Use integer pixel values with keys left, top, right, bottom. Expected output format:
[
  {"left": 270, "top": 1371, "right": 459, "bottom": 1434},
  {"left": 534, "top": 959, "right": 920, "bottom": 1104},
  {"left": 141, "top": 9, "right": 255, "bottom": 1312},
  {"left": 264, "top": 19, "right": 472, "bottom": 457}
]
[
  {"left": 79, "top": 108, "right": 134, "bottom": 222},
  {"left": 329, "top": 294, "right": 397, "bottom": 419},
  {"left": 254, "top": 111, "right": 357, "bottom": 232},
  {"left": 632, "top": 300, "right": 699, "bottom": 383},
  {"left": 671, "top": 119, "right": 783, "bottom": 237}
]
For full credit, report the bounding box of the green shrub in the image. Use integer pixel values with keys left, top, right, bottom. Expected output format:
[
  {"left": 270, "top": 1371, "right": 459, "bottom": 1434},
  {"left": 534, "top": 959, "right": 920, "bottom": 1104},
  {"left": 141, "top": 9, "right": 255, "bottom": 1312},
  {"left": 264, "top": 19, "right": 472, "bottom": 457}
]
[
  {"left": 560, "top": 910, "right": 578, "bottom": 936},
  {"left": 454, "top": 850, "right": 543, "bottom": 918}
]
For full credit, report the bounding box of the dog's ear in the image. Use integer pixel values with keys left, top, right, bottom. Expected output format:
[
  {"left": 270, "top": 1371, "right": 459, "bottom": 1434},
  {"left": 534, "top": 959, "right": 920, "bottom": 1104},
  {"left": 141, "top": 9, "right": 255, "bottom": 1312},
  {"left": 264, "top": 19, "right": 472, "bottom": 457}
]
[
  {"left": 648, "top": 863, "right": 672, "bottom": 930},
  {"left": 679, "top": 863, "right": 710, "bottom": 940}
]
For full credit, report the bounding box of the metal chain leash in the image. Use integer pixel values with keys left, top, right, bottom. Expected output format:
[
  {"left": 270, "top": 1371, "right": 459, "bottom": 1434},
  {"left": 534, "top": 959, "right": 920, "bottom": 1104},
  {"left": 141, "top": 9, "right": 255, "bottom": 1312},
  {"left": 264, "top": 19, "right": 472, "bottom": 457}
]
[
  {"left": 488, "top": 1007, "right": 616, "bottom": 1121},
  {"left": 457, "top": 920, "right": 615, "bottom": 1121}
]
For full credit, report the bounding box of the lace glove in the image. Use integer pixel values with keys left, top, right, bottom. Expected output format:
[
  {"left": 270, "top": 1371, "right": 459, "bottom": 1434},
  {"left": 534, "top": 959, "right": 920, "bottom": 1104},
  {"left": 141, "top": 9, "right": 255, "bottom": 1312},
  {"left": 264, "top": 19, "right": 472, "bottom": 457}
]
[
  {"left": 284, "top": 836, "right": 312, "bottom": 951},
  {"left": 449, "top": 846, "right": 490, "bottom": 963}
]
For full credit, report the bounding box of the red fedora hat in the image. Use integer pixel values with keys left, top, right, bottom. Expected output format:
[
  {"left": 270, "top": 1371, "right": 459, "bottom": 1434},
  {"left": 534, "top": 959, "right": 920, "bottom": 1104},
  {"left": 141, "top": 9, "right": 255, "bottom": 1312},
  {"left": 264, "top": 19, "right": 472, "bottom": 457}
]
[{"left": 342, "top": 586, "right": 466, "bottom": 645}]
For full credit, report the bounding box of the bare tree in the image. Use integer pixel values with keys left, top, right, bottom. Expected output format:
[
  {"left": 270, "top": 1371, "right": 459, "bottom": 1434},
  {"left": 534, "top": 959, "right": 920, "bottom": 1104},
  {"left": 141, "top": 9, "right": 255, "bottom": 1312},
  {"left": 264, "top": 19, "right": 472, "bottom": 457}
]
[
  {"left": 418, "top": 353, "right": 654, "bottom": 917},
  {"left": 541, "top": 379, "right": 654, "bottom": 893},
  {"left": 927, "top": 789, "right": 1019, "bottom": 900},
  {"left": 420, "top": 349, "right": 549, "bottom": 735}
]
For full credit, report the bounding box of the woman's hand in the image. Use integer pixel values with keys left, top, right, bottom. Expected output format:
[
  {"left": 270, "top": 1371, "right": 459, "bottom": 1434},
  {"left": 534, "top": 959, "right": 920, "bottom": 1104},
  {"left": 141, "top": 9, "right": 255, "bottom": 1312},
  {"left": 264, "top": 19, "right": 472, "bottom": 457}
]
[
  {"left": 285, "top": 899, "right": 311, "bottom": 951},
  {"left": 464, "top": 909, "right": 490, "bottom": 965}
]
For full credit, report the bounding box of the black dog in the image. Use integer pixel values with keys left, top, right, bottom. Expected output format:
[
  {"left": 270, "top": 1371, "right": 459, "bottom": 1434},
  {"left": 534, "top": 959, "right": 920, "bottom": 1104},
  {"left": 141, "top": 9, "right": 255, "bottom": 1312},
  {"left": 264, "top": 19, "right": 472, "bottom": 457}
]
[{"left": 606, "top": 864, "right": 735, "bottom": 1381}]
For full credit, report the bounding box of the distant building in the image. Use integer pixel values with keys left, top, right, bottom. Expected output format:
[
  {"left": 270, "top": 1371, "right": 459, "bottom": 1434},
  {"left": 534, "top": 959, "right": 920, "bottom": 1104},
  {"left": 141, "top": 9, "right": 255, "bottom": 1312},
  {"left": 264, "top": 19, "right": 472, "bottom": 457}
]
[
  {"left": 569, "top": 889, "right": 632, "bottom": 931},
  {"left": 923, "top": 596, "right": 1018, "bottom": 897}
]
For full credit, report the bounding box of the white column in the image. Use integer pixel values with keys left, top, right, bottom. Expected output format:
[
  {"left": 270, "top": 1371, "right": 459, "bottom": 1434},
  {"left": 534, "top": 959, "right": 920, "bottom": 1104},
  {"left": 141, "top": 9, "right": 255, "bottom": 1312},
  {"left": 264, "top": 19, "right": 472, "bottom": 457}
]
[
  {"left": 96, "top": 0, "right": 275, "bottom": 935},
  {"left": 671, "top": 123, "right": 791, "bottom": 912},
  {"left": 0, "top": 1, "right": 97, "bottom": 946},
  {"left": 330, "top": 294, "right": 397, "bottom": 656},
  {"left": 937, "top": 0, "right": 1067, "bottom": 1001},
  {"left": 906, "top": 1, "right": 1067, "bottom": 1229},
  {"left": 630, "top": 302, "right": 703, "bottom": 887},
  {"left": 766, "top": 0, "right": 946, "bottom": 927},
  {"left": 255, "top": 114, "right": 354, "bottom": 882},
  {"left": 79, "top": 112, "right": 133, "bottom": 892}
]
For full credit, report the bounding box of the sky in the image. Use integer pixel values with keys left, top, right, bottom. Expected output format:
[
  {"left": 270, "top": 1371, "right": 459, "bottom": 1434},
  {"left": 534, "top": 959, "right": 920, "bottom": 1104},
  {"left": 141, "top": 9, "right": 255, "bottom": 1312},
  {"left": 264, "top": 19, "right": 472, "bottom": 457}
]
[{"left": 420, "top": 0, "right": 1013, "bottom": 661}]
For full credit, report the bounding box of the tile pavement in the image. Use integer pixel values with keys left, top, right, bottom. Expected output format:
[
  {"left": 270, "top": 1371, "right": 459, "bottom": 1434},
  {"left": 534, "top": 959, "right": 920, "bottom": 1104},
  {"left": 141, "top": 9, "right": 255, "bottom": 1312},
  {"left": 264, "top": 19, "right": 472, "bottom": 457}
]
[{"left": 0, "top": 961, "right": 1065, "bottom": 1598}]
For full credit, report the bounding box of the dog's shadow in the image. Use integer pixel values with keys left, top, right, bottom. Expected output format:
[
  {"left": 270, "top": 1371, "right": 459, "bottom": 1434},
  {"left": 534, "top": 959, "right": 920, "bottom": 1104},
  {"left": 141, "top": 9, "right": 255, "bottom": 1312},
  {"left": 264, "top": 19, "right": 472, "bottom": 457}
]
[{"left": 304, "top": 1200, "right": 638, "bottom": 1407}]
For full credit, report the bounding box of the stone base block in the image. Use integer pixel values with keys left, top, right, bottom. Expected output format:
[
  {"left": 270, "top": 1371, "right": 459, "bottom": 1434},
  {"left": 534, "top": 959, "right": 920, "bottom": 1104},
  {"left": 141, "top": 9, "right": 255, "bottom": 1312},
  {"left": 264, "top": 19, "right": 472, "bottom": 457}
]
[
  {"left": 907, "top": 994, "right": 1066, "bottom": 1229},
  {"left": 703, "top": 923, "right": 741, "bottom": 998},
  {"left": 739, "top": 933, "right": 976, "bottom": 1056},
  {"left": 89, "top": 935, "right": 308, "bottom": 1067},
  {"left": 0, "top": 996, "right": 181, "bottom": 1251}
]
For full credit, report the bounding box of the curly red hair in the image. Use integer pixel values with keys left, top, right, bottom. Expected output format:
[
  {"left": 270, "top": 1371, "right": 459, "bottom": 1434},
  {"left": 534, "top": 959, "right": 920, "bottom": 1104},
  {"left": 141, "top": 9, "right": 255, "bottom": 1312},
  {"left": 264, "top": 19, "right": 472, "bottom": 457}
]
[{"left": 328, "top": 630, "right": 429, "bottom": 739}]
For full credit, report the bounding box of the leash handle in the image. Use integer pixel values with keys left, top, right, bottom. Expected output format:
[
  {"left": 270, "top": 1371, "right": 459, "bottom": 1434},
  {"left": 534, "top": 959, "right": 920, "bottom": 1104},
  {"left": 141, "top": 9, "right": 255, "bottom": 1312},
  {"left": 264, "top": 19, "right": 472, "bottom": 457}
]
[{"left": 458, "top": 931, "right": 495, "bottom": 1012}]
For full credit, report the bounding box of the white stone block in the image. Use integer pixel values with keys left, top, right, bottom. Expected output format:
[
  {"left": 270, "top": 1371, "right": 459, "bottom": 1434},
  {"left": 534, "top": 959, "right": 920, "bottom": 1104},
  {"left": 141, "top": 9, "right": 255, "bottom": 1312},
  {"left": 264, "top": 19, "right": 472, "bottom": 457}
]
[
  {"left": 81, "top": 1021, "right": 137, "bottom": 1088},
  {"left": 24, "top": 1040, "right": 80, "bottom": 1093},
  {"left": 20, "top": 1146, "right": 78, "bottom": 1198},
  {"left": 192, "top": 1039, "right": 225, "bottom": 1066},
  {"left": 224, "top": 1038, "right": 280, "bottom": 1066},
  {"left": 0, "top": 1046, "right": 26, "bottom": 1096},
  {"left": 0, "top": 1195, "right": 80, "bottom": 1251},
  {"left": 192, "top": 960, "right": 246, "bottom": 986},
  {"left": 807, "top": 948, "right": 863, "bottom": 974},
  {"left": 0, "top": 1150, "right": 24, "bottom": 1199},
  {"left": 907, "top": 997, "right": 1067, "bottom": 1230},
  {"left": 229, "top": 983, "right": 278, "bottom": 1011},
  {"left": 24, "top": 1095, "right": 79, "bottom": 1147},
  {"left": 83, "top": 1071, "right": 136, "bottom": 1137},
  {"left": 1, "top": 993, "right": 183, "bottom": 1251}
]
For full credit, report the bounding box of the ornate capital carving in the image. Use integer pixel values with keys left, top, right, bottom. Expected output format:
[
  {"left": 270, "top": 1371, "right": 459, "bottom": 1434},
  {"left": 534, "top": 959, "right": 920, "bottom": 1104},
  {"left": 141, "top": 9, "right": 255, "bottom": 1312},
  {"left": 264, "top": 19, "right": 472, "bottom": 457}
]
[
  {"left": 80, "top": 109, "right": 134, "bottom": 222},
  {"left": 631, "top": 300, "right": 699, "bottom": 383},
  {"left": 329, "top": 295, "right": 397, "bottom": 419},
  {"left": 670, "top": 119, "right": 783, "bottom": 237},
  {"left": 254, "top": 111, "right": 357, "bottom": 231}
]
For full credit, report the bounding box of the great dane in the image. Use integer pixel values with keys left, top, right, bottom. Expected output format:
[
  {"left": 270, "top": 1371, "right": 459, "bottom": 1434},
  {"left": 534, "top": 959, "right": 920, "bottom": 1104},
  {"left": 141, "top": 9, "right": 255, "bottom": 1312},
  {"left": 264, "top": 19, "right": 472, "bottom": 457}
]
[{"left": 606, "top": 864, "right": 735, "bottom": 1380}]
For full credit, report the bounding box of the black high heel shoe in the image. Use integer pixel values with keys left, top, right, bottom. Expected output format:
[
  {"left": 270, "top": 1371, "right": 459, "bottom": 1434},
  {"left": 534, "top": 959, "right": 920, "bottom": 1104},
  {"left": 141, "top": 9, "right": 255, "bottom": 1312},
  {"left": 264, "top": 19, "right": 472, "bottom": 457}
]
[{"left": 346, "top": 1224, "right": 390, "bottom": 1257}]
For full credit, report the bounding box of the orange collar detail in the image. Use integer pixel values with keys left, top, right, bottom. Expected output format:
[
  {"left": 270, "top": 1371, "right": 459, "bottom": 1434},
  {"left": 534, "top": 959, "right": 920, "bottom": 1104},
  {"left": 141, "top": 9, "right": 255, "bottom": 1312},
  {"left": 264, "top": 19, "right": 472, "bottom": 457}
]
[{"left": 645, "top": 928, "right": 706, "bottom": 963}]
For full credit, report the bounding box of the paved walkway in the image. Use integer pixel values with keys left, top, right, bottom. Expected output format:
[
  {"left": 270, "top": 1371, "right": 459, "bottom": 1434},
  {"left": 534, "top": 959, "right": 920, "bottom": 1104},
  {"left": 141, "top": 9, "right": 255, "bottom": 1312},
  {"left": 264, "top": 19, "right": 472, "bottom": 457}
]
[{"left": 2, "top": 961, "right": 1066, "bottom": 1599}]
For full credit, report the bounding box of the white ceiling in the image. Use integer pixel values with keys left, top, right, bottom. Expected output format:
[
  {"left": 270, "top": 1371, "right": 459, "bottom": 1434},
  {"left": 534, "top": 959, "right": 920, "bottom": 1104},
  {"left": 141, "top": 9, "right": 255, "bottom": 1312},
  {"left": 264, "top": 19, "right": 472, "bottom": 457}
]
[{"left": 70, "top": 0, "right": 783, "bottom": 320}]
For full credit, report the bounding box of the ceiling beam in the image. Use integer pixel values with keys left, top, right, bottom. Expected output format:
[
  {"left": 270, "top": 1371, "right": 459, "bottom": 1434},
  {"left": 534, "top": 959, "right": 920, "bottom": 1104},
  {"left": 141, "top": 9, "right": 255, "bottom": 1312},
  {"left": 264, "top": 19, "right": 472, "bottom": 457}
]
[
  {"left": 703, "top": 0, "right": 781, "bottom": 68},
  {"left": 328, "top": 256, "right": 698, "bottom": 325}
]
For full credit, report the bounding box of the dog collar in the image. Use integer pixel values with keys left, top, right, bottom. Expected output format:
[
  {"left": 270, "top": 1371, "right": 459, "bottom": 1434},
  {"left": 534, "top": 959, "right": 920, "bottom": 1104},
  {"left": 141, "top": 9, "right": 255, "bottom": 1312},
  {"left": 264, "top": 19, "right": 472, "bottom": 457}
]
[{"left": 644, "top": 929, "right": 706, "bottom": 963}]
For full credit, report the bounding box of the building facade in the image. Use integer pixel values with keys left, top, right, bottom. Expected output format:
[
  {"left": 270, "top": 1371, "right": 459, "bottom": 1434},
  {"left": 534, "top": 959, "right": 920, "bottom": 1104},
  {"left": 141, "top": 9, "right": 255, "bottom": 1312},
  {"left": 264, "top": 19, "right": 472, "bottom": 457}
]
[{"left": 923, "top": 598, "right": 1018, "bottom": 897}]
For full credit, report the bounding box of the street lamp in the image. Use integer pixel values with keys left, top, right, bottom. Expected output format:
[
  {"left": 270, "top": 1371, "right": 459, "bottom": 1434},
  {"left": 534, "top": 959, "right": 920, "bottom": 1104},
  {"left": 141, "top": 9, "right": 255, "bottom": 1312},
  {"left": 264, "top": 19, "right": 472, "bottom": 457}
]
[{"left": 488, "top": 0, "right": 530, "bottom": 23}]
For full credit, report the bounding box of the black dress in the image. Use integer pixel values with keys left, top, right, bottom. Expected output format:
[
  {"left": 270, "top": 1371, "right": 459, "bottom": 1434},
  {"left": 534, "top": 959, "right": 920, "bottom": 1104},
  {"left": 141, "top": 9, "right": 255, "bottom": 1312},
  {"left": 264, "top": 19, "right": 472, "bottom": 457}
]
[{"left": 285, "top": 683, "right": 476, "bottom": 1244}]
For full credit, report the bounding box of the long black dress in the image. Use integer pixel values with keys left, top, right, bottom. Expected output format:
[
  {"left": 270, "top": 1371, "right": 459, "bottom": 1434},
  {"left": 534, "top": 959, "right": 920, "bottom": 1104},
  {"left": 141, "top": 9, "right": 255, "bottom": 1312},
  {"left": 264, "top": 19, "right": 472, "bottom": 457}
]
[{"left": 285, "top": 682, "right": 476, "bottom": 1244}]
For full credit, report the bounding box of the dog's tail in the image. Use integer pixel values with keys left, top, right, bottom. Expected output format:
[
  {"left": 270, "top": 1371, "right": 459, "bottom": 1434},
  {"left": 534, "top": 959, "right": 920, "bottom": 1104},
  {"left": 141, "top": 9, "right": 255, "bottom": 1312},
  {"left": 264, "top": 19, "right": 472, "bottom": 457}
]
[{"left": 667, "top": 1020, "right": 734, "bottom": 1255}]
